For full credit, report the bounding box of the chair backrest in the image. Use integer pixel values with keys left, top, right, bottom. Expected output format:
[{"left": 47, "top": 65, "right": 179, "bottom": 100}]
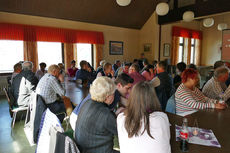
[{"left": 165, "top": 94, "right": 176, "bottom": 114}]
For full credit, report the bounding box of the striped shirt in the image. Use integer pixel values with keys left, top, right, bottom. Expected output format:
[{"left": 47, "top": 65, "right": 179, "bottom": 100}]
[
  {"left": 202, "top": 77, "right": 230, "bottom": 101},
  {"left": 175, "top": 83, "right": 216, "bottom": 114}
]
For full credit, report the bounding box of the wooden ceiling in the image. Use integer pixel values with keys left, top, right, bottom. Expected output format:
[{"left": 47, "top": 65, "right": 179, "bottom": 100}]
[
  {"left": 0, "top": 0, "right": 163, "bottom": 29},
  {"left": 0, "top": 0, "right": 230, "bottom": 29}
]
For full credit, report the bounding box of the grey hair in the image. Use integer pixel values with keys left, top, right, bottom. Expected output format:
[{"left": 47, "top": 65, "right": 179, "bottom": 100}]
[
  {"left": 22, "top": 61, "right": 33, "bottom": 71},
  {"left": 214, "top": 66, "right": 229, "bottom": 79}
]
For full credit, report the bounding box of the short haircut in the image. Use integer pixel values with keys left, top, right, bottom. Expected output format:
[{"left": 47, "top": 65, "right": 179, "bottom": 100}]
[
  {"left": 80, "top": 60, "right": 88, "bottom": 69},
  {"left": 133, "top": 59, "right": 138, "bottom": 63},
  {"left": 214, "top": 67, "right": 229, "bottom": 78},
  {"left": 130, "top": 63, "right": 139, "bottom": 72},
  {"left": 90, "top": 77, "right": 116, "bottom": 102},
  {"left": 115, "top": 73, "right": 134, "bottom": 86},
  {"left": 39, "top": 62, "right": 46, "bottom": 67},
  {"left": 103, "top": 62, "right": 112, "bottom": 71},
  {"left": 14, "top": 63, "right": 22, "bottom": 71},
  {"left": 158, "top": 61, "right": 167, "bottom": 70},
  {"left": 22, "top": 61, "right": 33, "bottom": 71},
  {"left": 176, "top": 62, "right": 186, "bottom": 72},
  {"left": 125, "top": 63, "right": 131, "bottom": 67},
  {"left": 48, "top": 64, "right": 60, "bottom": 74},
  {"left": 115, "top": 60, "right": 120, "bottom": 64},
  {"left": 181, "top": 68, "right": 199, "bottom": 83},
  {"left": 214, "top": 61, "right": 224, "bottom": 69},
  {"left": 188, "top": 64, "right": 197, "bottom": 70}
]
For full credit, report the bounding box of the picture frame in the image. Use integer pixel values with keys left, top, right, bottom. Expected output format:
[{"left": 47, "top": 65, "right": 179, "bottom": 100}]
[
  {"left": 143, "top": 43, "right": 152, "bottom": 52},
  {"left": 163, "top": 43, "right": 170, "bottom": 57},
  {"left": 109, "top": 41, "right": 123, "bottom": 55}
]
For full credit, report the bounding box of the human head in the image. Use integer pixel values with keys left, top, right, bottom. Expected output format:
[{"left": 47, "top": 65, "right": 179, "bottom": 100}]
[
  {"left": 176, "top": 62, "right": 186, "bottom": 74},
  {"left": 124, "top": 81, "right": 161, "bottom": 138},
  {"left": 188, "top": 64, "right": 197, "bottom": 70},
  {"left": 22, "top": 61, "right": 33, "bottom": 71},
  {"left": 133, "top": 59, "right": 138, "bottom": 64},
  {"left": 123, "top": 63, "right": 130, "bottom": 73},
  {"left": 39, "top": 62, "right": 46, "bottom": 71},
  {"left": 181, "top": 68, "right": 199, "bottom": 86},
  {"left": 143, "top": 59, "right": 149, "bottom": 67},
  {"left": 214, "top": 66, "right": 229, "bottom": 83},
  {"left": 156, "top": 61, "right": 167, "bottom": 73},
  {"left": 129, "top": 64, "right": 139, "bottom": 74},
  {"left": 14, "top": 63, "right": 22, "bottom": 73},
  {"left": 90, "top": 77, "right": 116, "bottom": 104},
  {"left": 115, "top": 60, "right": 121, "bottom": 67},
  {"left": 100, "top": 60, "right": 106, "bottom": 66},
  {"left": 48, "top": 64, "right": 60, "bottom": 78},
  {"left": 140, "top": 53, "right": 145, "bottom": 58},
  {"left": 115, "top": 73, "right": 134, "bottom": 97},
  {"left": 58, "top": 63, "right": 64, "bottom": 70},
  {"left": 214, "top": 61, "right": 224, "bottom": 70},
  {"left": 103, "top": 62, "right": 112, "bottom": 74},
  {"left": 80, "top": 60, "right": 89, "bottom": 70},
  {"left": 70, "top": 60, "right": 76, "bottom": 67},
  {"left": 145, "top": 64, "right": 155, "bottom": 73}
]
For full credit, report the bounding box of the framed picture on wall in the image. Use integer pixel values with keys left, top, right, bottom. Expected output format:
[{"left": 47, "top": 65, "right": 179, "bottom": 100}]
[
  {"left": 163, "top": 43, "right": 170, "bottom": 57},
  {"left": 143, "top": 43, "right": 152, "bottom": 52},
  {"left": 109, "top": 41, "right": 123, "bottom": 55}
]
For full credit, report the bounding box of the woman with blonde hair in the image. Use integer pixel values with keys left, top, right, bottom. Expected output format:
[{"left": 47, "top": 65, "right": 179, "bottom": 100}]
[
  {"left": 75, "top": 77, "right": 119, "bottom": 153},
  {"left": 117, "top": 81, "right": 171, "bottom": 153}
]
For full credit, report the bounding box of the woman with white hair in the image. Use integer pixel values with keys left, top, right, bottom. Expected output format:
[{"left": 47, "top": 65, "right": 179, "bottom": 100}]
[{"left": 75, "top": 77, "right": 119, "bottom": 153}]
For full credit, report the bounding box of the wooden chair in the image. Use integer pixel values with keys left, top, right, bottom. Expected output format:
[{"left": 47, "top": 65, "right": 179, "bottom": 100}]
[{"left": 3, "top": 87, "right": 28, "bottom": 128}]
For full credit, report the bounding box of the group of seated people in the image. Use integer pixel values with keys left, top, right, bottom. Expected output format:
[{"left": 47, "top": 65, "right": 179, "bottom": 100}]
[{"left": 8, "top": 55, "right": 230, "bottom": 153}]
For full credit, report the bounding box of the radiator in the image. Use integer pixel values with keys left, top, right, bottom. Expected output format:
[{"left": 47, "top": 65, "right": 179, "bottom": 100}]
[{"left": 0, "top": 76, "right": 9, "bottom": 96}]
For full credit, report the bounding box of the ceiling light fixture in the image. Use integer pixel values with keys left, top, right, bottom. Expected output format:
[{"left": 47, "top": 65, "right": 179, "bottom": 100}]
[
  {"left": 203, "top": 18, "right": 214, "bottom": 27},
  {"left": 156, "top": 2, "right": 169, "bottom": 16},
  {"left": 183, "top": 11, "right": 195, "bottom": 22},
  {"left": 116, "top": 0, "right": 131, "bottom": 6}
]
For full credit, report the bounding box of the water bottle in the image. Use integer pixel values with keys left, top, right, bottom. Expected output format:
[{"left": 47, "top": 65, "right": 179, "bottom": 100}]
[
  {"left": 219, "top": 91, "right": 225, "bottom": 104},
  {"left": 180, "top": 118, "right": 189, "bottom": 152}
]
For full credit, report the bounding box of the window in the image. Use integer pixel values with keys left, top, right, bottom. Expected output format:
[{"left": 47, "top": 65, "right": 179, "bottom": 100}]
[
  {"left": 76, "top": 43, "right": 93, "bottom": 68},
  {"left": 37, "top": 42, "right": 62, "bottom": 68},
  {"left": 178, "top": 37, "right": 196, "bottom": 64},
  {"left": 0, "top": 40, "right": 23, "bottom": 73}
]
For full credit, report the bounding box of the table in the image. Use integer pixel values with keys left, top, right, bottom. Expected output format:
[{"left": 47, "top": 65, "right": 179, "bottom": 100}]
[
  {"left": 64, "top": 78, "right": 89, "bottom": 106},
  {"left": 168, "top": 108, "right": 230, "bottom": 153}
]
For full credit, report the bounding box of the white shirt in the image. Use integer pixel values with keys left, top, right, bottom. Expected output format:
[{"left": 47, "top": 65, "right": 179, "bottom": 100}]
[{"left": 117, "top": 112, "right": 171, "bottom": 153}]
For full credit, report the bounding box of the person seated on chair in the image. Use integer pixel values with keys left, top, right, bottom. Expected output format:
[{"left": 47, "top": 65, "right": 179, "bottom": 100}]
[
  {"left": 117, "top": 81, "right": 171, "bottom": 153},
  {"left": 11, "top": 61, "right": 38, "bottom": 106},
  {"left": 96, "top": 60, "right": 106, "bottom": 74},
  {"left": 97, "top": 62, "right": 114, "bottom": 79},
  {"left": 75, "top": 77, "right": 119, "bottom": 153},
  {"left": 202, "top": 66, "right": 230, "bottom": 101},
  {"left": 151, "top": 61, "right": 173, "bottom": 111},
  {"left": 175, "top": 68, "right": 226, "bottom": 114},
  {"left": 128, "top": 63, "right": 145, "bottom": 85},
  {"left": 58, "top": 63, "right": 66, "bottom": 77},
  {"left": 141, "top": 64, "right": 155, "bottom": 81},
  {"left": 67, "top": 60, "right": 78, "bottom": 77},
  {"left": 140, "top": 59, "right": 149, "bottom": 73},
  {"left": 35, "top": 62, "right": 47, "bottom": 80},
  {"left": 173, "top": 62, "right": 186, "bottom": 89},
  {"left": 75, "top": 60, "right": 96, "bottom": 85},
  {"left": 70, "top": 73, "right": 134, "bottom": 130},
  {"left": 11, "top": 62, "right": 22, "bottom": 84},
  {"left": 36, "top": 64, "right": 68, "bottom": 122},
  {"left": 115, "top": 62, "right": 130, "bottom": 77},
  {"left": 112, "top": 60, "right": 121, "bottom": 72}
]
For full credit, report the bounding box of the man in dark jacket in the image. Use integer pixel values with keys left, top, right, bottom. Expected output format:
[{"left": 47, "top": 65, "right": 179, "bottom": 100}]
[{"left": 11, "top": 61, "right": 38, "bottom": 106}]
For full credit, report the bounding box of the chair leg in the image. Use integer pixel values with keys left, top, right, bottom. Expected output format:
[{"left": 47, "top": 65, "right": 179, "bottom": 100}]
[
  {"left": 25, "top": 107, "right": 29, "bottom": 126},
  {"left": 12, "top": 112, "right": 17, "bottom": 128}
]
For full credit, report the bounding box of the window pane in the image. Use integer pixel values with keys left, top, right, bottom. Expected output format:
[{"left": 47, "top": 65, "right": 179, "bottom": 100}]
[
  {"left": 37, "top": 42, "right": 62, "bottom": 68},
  {"left": 76, "top": 43, "right": 92, "bottom": 68},
  {"left": 191, "top": 38, "right": 195, "bottom": 45},
  {"left": 190, "top": 47, "right": 195, "bottom": 64},
  {"left": 179, "top": 37, "right": 184, "bottom": 44},
  {"left": 179, "top": 46, "right": 183, "bottom": 62},
  {"left": 0, "top": 40, "right": 23, "bottom": 73}
]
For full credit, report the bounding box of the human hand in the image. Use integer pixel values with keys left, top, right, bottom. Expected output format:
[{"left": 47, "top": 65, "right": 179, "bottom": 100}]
[{"left": 215, "top": 103, "right": 226, "bottom": 109}]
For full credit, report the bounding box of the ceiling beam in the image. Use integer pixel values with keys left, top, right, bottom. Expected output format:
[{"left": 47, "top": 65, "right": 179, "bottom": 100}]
[{"left": 158, "top": 0, "right": 230, "bottom": 25}]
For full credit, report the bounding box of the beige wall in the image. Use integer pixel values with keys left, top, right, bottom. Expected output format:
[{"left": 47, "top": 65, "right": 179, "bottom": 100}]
[{"left": 0, "top": 11, "right": 139, "bottom": 65}]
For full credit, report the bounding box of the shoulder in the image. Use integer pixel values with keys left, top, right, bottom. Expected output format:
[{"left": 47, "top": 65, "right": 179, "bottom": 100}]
[
  {"left": 117, "top": 112, "right": 125, "bottom": 123},
  {"left": 149, "top": 112, "right": 169, "bottom": 126}
]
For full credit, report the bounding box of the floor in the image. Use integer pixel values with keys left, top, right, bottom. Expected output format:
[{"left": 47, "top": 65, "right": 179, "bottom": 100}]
[{"left": 0, "top": 96, "right": 36, "bottom": 153}]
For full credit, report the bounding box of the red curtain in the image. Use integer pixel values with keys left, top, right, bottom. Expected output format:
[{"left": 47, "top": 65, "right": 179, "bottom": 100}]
[
  {"left": 172, "top": 26, "right": 202, "bottom": 40},
  {"left": 0, "top": 23, "right": 104, "bottom": 44}
]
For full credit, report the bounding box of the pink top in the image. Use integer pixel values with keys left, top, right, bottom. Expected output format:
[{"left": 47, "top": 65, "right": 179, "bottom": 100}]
[
  {"left": 129, "top": 72, "right": 146, "bottom": 85},
  {"left": 68, "top": 67, "right": 78, "bottom": 77},
  {"left": 142, "top": 70, "right": 154, "bottom": 81}
]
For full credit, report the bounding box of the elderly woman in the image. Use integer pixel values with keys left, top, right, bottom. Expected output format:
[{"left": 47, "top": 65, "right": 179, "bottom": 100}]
[
  {"left": 117, "top": 81, "right": 171, "bottom": 153},
  {"left": 75, "top": 77, "right": 119, "bottom": 153},
  {"left": 175, "top": 68, "right": 226, "bottom": 114}
]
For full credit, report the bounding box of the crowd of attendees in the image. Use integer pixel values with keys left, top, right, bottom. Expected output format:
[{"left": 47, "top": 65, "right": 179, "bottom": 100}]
[{"left": 8, "top": 53, "right": 230, "bottom": 153}]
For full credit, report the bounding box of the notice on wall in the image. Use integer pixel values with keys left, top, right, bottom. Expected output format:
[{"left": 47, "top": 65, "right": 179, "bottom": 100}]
[{"left": 222, "top": 30, "right": 230, "bottom": 61}]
